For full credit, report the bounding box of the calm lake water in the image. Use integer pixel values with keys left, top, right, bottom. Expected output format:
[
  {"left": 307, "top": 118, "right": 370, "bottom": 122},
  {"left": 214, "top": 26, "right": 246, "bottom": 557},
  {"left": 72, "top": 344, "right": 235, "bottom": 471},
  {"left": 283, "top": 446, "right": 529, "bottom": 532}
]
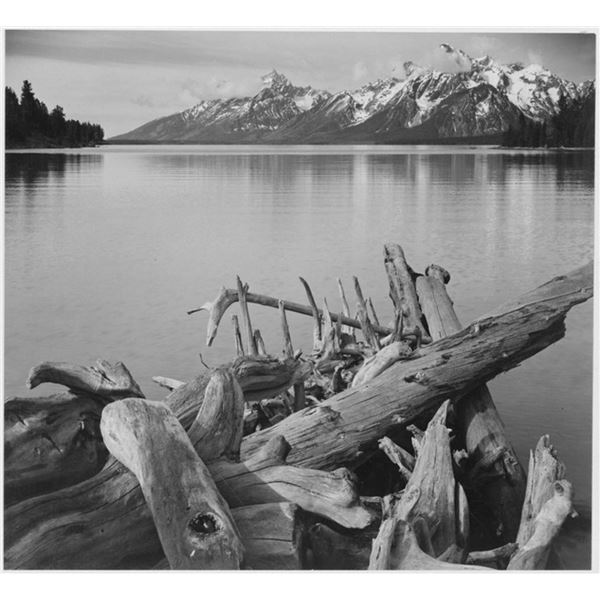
[{"left": 4, "top": 145, "right": 595, "bottom": 568}]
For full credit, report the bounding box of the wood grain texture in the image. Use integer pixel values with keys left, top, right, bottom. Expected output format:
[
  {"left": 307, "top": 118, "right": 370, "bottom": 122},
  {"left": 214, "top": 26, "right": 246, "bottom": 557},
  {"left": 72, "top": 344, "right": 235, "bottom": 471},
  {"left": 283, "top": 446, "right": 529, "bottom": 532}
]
[
  {"left": 101, "top": 398, "right": 244, "bottom": 569},
  {"left": 415, "top": 264, "right": 527, "bottom": 543}
]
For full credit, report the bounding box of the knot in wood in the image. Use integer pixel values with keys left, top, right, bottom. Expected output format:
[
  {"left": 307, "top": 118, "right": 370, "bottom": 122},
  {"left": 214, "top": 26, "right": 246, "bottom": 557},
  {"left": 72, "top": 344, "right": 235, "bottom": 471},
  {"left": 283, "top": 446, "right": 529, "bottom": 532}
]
[{"left": 188, "top": 512, "right": 220, "bottom": 535}]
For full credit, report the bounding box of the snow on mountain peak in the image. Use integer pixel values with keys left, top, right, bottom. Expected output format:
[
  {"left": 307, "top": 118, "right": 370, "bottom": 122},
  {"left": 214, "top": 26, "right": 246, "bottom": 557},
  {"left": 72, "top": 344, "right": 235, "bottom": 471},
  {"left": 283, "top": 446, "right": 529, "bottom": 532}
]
[{"left": 261, "top": 69, "right": 292, "bottom": 90}]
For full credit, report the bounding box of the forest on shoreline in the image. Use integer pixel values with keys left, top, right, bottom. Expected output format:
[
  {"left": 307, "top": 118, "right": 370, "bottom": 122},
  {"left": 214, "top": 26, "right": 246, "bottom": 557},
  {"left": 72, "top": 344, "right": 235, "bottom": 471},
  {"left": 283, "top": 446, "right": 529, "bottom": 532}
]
[{"left": 5, "top": 81, "right": 104, "bottom": 149}]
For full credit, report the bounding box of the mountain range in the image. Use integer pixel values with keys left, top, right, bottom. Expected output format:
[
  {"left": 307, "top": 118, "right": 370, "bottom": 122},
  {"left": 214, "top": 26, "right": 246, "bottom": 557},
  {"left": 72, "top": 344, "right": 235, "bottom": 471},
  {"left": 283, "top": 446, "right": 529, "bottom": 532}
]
[{"left": 110, "top": 44, "right": 595, "bottom": 145}]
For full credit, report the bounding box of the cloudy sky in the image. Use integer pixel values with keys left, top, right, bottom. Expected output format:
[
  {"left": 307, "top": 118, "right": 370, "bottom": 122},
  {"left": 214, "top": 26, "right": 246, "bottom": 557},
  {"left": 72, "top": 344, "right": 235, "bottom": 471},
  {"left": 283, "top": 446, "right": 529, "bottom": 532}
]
[{"left": 5, "top": 30, "right": 596, "bottom": 137}]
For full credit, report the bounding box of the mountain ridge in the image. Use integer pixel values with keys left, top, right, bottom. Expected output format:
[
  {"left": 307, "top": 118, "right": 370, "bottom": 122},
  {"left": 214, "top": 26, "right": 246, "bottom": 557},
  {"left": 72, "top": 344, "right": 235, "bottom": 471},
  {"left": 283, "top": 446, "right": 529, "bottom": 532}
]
[{"left": 110, "top": 45, "right": 595, "bottom": 145}]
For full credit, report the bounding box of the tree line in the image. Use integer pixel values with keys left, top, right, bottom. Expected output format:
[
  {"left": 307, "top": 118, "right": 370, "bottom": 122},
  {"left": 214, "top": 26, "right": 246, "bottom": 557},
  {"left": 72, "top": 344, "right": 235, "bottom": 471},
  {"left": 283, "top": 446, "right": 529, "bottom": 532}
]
[
  {"left": 503, "top": 91, "right": 595, "bottom": 148},
  {"left": 5, "top": 80, "right": 104, "bottom": 148}
]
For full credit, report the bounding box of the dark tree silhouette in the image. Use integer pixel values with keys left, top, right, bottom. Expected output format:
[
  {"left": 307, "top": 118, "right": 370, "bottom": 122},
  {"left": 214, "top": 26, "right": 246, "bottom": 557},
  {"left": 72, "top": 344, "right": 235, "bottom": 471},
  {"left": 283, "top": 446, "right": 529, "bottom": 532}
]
[
  {"left": 5, "top": 81, "right": 104, "bottom": 148},
  {"left": 502, "top": 90, "right": 594, "bottom": 149}
]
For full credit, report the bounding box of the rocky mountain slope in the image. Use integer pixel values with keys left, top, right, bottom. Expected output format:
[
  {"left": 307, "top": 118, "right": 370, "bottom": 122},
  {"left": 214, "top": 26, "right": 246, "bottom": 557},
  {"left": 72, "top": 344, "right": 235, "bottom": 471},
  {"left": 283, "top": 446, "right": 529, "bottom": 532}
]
[{"left": 111, "top": 44, "right": 594, "bottom": 144}]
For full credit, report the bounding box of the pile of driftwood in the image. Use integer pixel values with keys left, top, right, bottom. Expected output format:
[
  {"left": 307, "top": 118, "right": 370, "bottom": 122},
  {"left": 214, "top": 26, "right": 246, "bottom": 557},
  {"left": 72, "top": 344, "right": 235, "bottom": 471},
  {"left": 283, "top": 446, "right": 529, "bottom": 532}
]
[{"left": 4, "top": 244, "right": 593, "bottom": 570}]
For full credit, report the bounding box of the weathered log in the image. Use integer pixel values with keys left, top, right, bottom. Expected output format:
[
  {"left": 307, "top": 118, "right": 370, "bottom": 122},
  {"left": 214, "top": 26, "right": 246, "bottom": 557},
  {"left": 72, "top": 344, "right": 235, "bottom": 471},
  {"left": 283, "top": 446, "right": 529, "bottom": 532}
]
[
  {"left": 189, "top": 285, "right": 395, "bottom": 346},
  {"left": 155, "top": 502, "right": 310, "bottom": 570},
  {"left": 351, "top": 341, "right": 412, "bottom": 388},
  {"left": 369, "top": 519, "right": 487, "bottom": 570},
  {"left": 27, "top": 359, "right": 144, "bottom": 401},
  {"left": 100, "top": 398, "right": 244, "bottom": 569},
  {"left": 5, "top": 364, "right": 372, "bottom": 569},
  {"left": 230, "top": 503, "right": 309, "bottom": 569},
  {"left": 210, "top": 435, "right": 373, "bottom": 529},
  {"left": 415, "top": 263, "right": 527, "bottom": 543},
  {"left": 507, "top": 436, "right": 575, "bottom": 569},
  {"left": 187, "top": 368, "right": 245, "bottom": 462},
  {"left": 383, "top": 244, "right": 429, "bottom": 343},
  {"left": 240, "top": 262, "right": 592, "bottom": 470},
  {"left": 5, "top": 360, "right": 145, "bottom": 505},
  {"left": 4, "top": 392, "right": 107, "bottom": 505},
  {"left": 152, "top": 376, "right": 185, "bottom": 391}
]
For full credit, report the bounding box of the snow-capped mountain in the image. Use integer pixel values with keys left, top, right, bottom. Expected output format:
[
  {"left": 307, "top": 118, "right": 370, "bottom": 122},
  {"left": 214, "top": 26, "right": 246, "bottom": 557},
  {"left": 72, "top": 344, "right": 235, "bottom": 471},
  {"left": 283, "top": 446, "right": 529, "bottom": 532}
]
[{"left": 111, "top": 45, "right": 594, "bottom": 144}]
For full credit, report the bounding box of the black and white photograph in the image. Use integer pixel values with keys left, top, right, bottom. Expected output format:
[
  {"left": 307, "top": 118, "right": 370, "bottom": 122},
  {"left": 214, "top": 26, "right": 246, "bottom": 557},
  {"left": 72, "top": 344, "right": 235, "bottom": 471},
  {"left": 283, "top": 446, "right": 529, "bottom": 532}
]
[{"left": 2, "top": 21, "right": 597, "bottom": 578}]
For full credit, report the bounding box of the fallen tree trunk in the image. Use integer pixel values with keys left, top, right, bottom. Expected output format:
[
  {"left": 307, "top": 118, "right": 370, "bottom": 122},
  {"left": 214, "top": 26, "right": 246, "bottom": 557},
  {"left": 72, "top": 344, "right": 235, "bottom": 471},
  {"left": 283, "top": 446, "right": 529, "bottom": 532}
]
[
  {"left": 4, "top": 392, "right": 107, "bottom": 505},
  {"left": 231, "top": 503, "right": 309, "bottom": 570},
  {"left": 5, "top": 360, "right": 145, "bottom": 505},
  {"left": 154, "top": 502, "right": 311, "bottom": 570},
  {"left": 240, "top": 262, "right": 592, "bottom": 470},
  {"left": 5, "top": 367, "right": 372, "bottom": 569},
  {"left": 415, "top": 264, "right": 527, "bottom": 543},
  {"left": 508, "top": 436, "right": 575, "bottom": 569},
  {"left": 101, "top": 398, "right": 244, "bottom": 569}
]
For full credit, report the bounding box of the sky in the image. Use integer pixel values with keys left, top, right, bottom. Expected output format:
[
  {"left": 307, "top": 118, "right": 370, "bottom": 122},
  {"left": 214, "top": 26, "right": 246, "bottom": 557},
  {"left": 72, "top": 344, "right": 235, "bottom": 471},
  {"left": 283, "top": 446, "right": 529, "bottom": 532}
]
[{"left": 4, "top": 30, "right": 596, "bottom": 137}]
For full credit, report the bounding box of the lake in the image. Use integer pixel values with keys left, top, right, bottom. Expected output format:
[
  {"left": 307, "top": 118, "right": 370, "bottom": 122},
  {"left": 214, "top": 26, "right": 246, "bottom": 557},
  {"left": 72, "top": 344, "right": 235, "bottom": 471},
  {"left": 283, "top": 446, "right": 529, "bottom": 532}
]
[{"left": 4, "top": 145, "right": 595, "bottom": 569}]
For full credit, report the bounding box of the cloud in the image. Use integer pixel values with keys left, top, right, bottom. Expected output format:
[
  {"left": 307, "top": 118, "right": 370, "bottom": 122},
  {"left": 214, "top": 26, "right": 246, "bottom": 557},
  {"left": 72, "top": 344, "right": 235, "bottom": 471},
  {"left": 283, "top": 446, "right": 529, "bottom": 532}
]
[
  {"left": 527, "top": 50, "right": 545, "bottom": 67},
  {"left": 132, "top": 94, "right": 155, "bottom": 108},
  {"left": 352, "top": 61, "right": 369, "bottom": 82},
  {"left": 177, "top": 75, "right": 261, "bottom": 106}
]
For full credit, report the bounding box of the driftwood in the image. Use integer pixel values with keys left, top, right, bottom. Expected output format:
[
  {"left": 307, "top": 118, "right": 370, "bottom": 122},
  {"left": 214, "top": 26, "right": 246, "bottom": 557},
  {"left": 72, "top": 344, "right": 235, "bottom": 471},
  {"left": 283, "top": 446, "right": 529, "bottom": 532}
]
[
  {"left": 351, "top": 341, "right": 412, "bottom": 388},
  {"left": 385, "top": 402, "right": 467, "bottom": 556},
  {"left": 507, "top": 436, "right": 575, "bottom": 569},
  {"left": 299, "top": 276, "right": 322, "bottom": 350},
  {"left": 466, "top": 542, "right": 518, "bottom": 567},
  {"left": 368, "top": 402, "right": 477, "bottom": 569},
  {"left": 4, "top": 262, "right": 592, "bottom": 570},
  {"left": 210, "top": 435, "right": 373, "bottom": 529},
  {"left": 415, "top": 263, "right": 527, "bottom": 543},
  {"left": 152, "top": 376, "right": 185, "bottom": 391},
  {"left": 240, "top": 262, "right": 592, "bottom": 470},
  {"left": 378, "top": 436, "right": 415, "bottom": 482},
  {"left": 369, "top": 519, "right": 486, "bottom": 570},
  {"left": 236, "top": 276, "right": 259, "bottom": 355},
  {"left": 383, "top": 244, "right": 429, "bottom": 343},
  {"left": 27, "top": 360, "right": 144, "bottom": 400},
  {"left": 4, "top": 392, "right": 107, "bottom": 505},
  {"left": 307, "top": 522, "right": 374, "bottom": 570},
  {"left": 101, "top": 398, "right": 244, "bottom": 569},
  {"left": 353, "top": 277, "right": 381, "bottom": 350},
  {"left": 189, "top": 285, "right": 396, "bottom": 346},
  {"left": 5, "top": 360, "right": 145, "bottom": 505},
  {"left": 229, "top": 503, "right": 309, "bottom": 569},
  {"left": 154, "top": 502, "right": 310, "bottom": 570},
  {"left": 279, "top": 300, "right": 306, "bottom": 411},
  {"left": 232, "top": 315, "right": 245, "bottom": 356},
  {"left": 4, "top": 363, "right": 372, "bottom": 569}
]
